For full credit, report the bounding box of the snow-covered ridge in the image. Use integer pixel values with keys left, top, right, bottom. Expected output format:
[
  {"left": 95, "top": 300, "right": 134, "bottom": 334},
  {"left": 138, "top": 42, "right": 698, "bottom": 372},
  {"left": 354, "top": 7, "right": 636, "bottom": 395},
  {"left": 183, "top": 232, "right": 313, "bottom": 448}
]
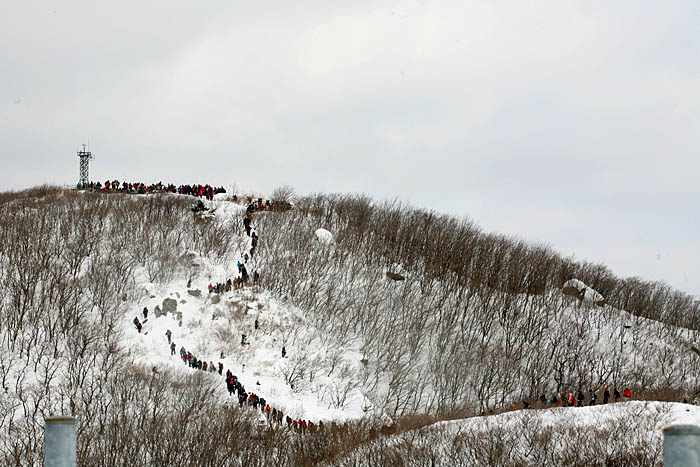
[{"left": 332, "top": 402, "right": 699, "bottom": 466}]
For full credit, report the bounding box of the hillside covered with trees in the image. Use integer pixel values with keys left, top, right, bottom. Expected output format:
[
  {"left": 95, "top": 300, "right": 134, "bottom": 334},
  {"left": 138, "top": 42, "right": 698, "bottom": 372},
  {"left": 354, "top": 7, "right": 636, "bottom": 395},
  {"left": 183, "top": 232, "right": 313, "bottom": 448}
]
[{"left": 0, "top": 185, "right": 698, "bottom": 466}]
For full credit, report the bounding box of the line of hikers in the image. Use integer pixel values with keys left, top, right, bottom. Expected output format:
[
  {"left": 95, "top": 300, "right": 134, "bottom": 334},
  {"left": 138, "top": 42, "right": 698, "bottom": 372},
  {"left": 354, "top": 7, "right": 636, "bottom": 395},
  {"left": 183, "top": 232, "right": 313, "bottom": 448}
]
[
  {"left": 83, "top": 180, "right": 226, "bottom": 200},
  {"left": 207, "top": 270, "right": 260, "bottom": 295},
  {"left": 245, "top": 198, "right": 292, "bottom": 216},
  {"left": 518, "top": 387, "right": 633, "bottom": 410},
  {"left": 173, "top": 340, "right": 324, "bottom": 434},
  {"left": 131, "top": 189, "right": 316, "bottom": 432},
  {"left": 225, "top": 369, "right": 325, "bottom": 434}
]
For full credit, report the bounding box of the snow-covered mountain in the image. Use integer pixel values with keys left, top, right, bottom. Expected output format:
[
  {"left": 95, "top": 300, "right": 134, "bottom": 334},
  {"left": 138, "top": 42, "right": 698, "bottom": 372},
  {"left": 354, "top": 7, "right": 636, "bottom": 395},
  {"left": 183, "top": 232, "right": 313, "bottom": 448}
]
[{"left": 0, "top": 185, "right": 698, "bottom": 466}]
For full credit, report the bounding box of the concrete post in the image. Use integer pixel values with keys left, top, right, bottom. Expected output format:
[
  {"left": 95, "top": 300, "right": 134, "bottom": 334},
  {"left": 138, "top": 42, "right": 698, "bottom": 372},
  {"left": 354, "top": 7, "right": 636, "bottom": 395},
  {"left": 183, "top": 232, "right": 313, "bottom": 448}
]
[
  {"left": 45, "top": 416, "right": 76, "bottom": 467},
  {"left": 664, "top": 424, "right": 700, "bottom": 467}
]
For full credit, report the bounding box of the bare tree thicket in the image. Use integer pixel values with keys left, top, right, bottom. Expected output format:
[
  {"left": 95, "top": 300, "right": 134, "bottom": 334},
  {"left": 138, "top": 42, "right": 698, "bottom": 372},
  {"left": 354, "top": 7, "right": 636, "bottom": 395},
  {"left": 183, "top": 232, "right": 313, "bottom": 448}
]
[
  {"left": 333, "top": 402, "right": 670, "bottom": 466},
  {"left": 0, "top": 187, "right": 244, "bottom": 465},
  {"left": 0, "top": 186, "right": 698, "bottom": 465},
  {"left": 252, "top": 192, "right": 700, "bottom": 418}
]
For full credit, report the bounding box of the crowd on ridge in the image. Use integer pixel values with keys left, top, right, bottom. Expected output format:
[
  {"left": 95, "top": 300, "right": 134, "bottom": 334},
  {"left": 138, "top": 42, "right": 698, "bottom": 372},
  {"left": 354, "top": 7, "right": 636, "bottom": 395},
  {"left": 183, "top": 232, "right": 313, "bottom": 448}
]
[{"left": 83, "top": 180, "right": 226, "bottom": 200}]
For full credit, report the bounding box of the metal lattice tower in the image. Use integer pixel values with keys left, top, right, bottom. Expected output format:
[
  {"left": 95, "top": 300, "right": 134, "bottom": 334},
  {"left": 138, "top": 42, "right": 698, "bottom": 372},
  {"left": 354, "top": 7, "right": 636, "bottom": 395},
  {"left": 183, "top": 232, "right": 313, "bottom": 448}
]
[{"left": 77, "top": 144, "right": 92, "bottom": 188}]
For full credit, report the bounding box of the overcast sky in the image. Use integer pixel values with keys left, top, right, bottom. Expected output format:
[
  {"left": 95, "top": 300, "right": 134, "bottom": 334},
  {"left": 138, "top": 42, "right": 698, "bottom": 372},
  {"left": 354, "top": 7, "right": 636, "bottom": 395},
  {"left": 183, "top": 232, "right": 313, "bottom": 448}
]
[{"left": 1, "top": 1, "right": 698, "bottom": 297}]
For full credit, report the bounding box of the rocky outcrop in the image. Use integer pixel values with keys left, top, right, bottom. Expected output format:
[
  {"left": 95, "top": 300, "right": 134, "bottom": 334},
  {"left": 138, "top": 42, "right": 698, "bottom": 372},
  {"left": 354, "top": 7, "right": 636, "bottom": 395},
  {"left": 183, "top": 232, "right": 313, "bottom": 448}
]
[
  {"left": 562, "top": 279, "right": 605, "bottom": 306},
  {"left": 154, "top": 297, "right": 183, "bottom": 325},
  {"left": 386, "top": 271, "right": 406, "bottom": 281}
]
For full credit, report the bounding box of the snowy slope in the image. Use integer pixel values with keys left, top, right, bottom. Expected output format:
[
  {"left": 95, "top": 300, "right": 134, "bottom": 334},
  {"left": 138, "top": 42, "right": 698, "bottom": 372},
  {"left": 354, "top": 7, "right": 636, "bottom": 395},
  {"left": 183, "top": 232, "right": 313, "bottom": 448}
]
[
  {"left": 120, "top": 193, "right": 700, "bottom": 424},
  {"left": 331, "top": 402, "right": 700, "bottom": 466},
  {"left": 121, "top": 195, "right": 368, "bottom": 425}
]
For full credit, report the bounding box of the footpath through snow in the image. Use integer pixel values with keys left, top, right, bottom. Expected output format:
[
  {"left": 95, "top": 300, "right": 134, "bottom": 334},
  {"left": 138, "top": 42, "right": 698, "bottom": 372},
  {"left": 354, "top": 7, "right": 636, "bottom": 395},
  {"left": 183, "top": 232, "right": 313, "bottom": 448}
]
[{"left": 122, "top": 194, "right": 366, "bottom": 428}]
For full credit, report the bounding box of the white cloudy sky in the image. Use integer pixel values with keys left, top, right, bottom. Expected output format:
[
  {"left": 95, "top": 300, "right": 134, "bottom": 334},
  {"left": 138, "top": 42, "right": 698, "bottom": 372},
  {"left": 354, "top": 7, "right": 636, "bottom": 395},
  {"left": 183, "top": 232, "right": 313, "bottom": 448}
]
[{"left": 1, "top": 1, "right": 699, "bottom": 297}]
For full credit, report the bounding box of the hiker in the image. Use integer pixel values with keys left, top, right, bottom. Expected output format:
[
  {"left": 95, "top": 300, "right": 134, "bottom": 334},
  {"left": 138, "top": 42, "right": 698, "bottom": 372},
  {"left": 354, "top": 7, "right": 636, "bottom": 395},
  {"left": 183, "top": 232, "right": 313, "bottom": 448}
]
[
  {"left": 170, "top": 342, "right": 176, "bottom": 356},
  {"left": 623, "top": 388, "right": 631, "bottom": 400},
  {"left": 243, "top": 217, "right": 251, "bottom": 236},
  {"left": 577, "top": 390, "right": 584, "bottom": 407},
  {"left": 166, "top": 329, "right": 172, "bottom": 344},
  {"left": 589, "top": 390, "right": 596, "bottom": 406},
  {"left": 603, "top": 388, "right": 610, "bottom": 404},
  {"left": 255, "top": 319, "right": 259, "bottom": 330},
  {"left": 143, "top": 307, "right": 148, "bottom": 319},
  {"left": 218, "top": 362, "right": 223, "bottom": 375},
  {"left": 133, "top": 317, "right": 142, "bottom": 333},
  {"left": 282, "top": 346, "right": 286, "bottom": 358},
  {"left": 614, "top": 388, "right": 621, "bottom": 401}
]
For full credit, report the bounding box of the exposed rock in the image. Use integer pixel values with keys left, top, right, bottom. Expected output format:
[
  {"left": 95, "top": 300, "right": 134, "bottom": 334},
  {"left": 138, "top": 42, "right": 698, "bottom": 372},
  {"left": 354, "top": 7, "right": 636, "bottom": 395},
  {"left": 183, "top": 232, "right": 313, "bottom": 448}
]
[
  {"left": 187, "top": 289, "right": 202, "bottom": 297},
  {"left": 583, "top": 287, "right": 605, "bottom": 306},
  {"left": 562, "top": 279, "right": 605, "bottom": 306},
  {"left": 314, "top": 228, "right": 334, "bottom": 245},
  {"left": 386, "top": 271, "right": 406, "bottom": 281},
  {"left": 162, "top": 298, "right": 178, "bottom": 314},
  {"left": 562, "top": 279, "right": 586, "bottom": 300},
  {"left": 154, "top": 305, "right": 165, "bottom": 318},
  {"left": 211, "top": 294, "right": 221, "bottom": 305},
  {"left": 179, "top": 251, "right": 201, "bottom": 269}
]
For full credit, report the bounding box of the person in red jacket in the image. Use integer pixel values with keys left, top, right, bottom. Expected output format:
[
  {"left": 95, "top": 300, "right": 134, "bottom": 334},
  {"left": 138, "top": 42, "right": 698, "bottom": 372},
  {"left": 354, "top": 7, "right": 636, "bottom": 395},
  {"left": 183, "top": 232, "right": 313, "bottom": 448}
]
[{"left": 623, "top": 388, "right": 632, "bottom": 399}]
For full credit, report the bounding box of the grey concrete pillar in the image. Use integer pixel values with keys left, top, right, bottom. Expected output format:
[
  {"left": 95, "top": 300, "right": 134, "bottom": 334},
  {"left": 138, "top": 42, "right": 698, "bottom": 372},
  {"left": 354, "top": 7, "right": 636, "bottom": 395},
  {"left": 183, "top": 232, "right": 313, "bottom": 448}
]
[
  {"left": 45, "top": 416, "right": 76, "bottom": 467},
  {"left": 664, "top": 424, "right": 700, "bottom": 467}
]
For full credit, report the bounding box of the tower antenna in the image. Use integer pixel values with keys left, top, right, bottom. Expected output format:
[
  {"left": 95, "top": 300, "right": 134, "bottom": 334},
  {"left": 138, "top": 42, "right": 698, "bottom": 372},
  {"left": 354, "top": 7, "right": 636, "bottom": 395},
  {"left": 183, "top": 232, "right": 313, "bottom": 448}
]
[{"left": 77, "top": 143, "right": 94, "bottom": 189}]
